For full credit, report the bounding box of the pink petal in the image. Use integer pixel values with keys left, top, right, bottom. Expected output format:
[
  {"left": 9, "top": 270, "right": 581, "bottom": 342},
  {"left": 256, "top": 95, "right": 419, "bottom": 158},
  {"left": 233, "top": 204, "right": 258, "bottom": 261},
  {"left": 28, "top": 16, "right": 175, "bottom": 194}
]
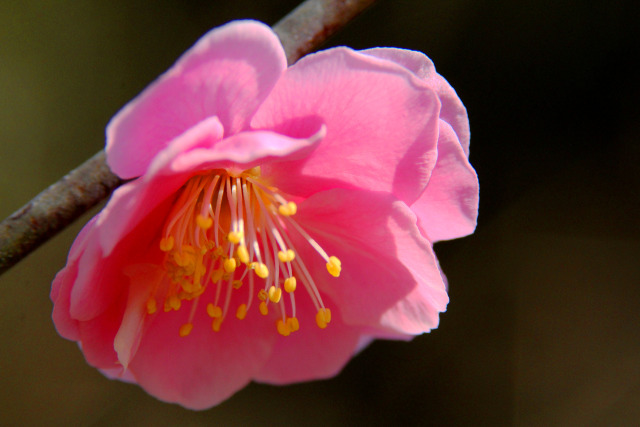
[
  {"left": 294, "top": 188, "right": 449, "bottom": 335},
  {"left": 76, "top": 292, "right": 126, "bottom": 369},
  {"left": 251, "top": 47, "right": 440, "bottom": 205},
  {"left": 106, "top": 20, "right": 287, "bottom": 179},
  {"left": 99, "top": 117, "right": 323, "bottom": 257},
  {"left": 412, "top": 120, "right": 479, "bottom": 242},
  {"left": 167, "top": 123, "right": 326, "bottom": 177},
  {"left": 99, "top": 116, "right": 226, "bottom": 256},
  {"left": 69, "top": 196, "right": 172, "bottom": 321},
  {"left": 114, "top": 264, "right": 165, "bottom": 369},
  {"left": 254, "top": 293, "right": 364, "bottom": 384},
  {"left": 51, "top": 215, "right": 99, "bottom": 339},
  {"left": 51, "top": 266, "right": 81, "bottom": 341},
  {"left": 127, "top": 288, "right": 275, "bottom": 410},
  {"left": 363, "top": 47, "right": 471, "bottom": 155},
  {"left": 100, "top": 366, "right": 136, "bottom": 383}
]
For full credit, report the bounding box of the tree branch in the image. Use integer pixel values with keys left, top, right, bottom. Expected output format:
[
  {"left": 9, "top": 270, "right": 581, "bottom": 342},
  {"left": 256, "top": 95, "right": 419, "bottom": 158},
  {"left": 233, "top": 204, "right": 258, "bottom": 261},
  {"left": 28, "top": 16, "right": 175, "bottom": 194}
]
[{"left": 0, "top": 0, "right": 377, "bottom": 275}]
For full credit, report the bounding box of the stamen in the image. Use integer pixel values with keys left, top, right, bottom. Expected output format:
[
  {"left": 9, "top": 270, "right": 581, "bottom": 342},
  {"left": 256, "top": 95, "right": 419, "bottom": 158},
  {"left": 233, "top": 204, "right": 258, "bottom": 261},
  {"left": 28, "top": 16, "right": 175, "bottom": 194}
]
[
  {"left": 316, "top": 308, "right": 331, "bottom": 329},
  {"left": 160, "top": 236, "right": 174, "bottom": 252},
  {"left": 284, "top": 277, "right": 297, "bottom": 293},
  {"left": 206, "top": 303, "right": 222, "bottom": 318},
  {"left": 286, "top": 316, "right": 300, "bottom": 332},
  {"left": 228, "top": 231, "right": 243, "bottom": 244},
  {"left": 237, "top": 245, "right": 250, "bottom": 264},
  {"left": 326, "top": 256, "right": 342, "bottom": 277},
  {"left": 146, "top": 297, "right": 157, "bottom": 314},
  {"left": 278, "top": 249, "right": 295, "bottom": 263},
  {"left": 259, "top": 301, "right": 269, "bottom": 316},
  {"left": 268, "top": 285, "right": 282, "bottom": 304},
  {"left": 212, "top": 317, "right": 223, "bottom": 332},
  {"left": 278, "top": 201, "right": 297, "bottom": 216},
  {"left": 253, "top": 262, "right": 269, "bottom": 279},
  {"left": 236, "top": 304, "right": 247, "bottom": 320},
  {"left": 223, "top": 258, "right": 237, "bottom": 273},
  {"left": 196, "top": 214, "right": 213, "bottom": 230},
  {"left": 179, "top": 323, "right": 193, "bottom": 337},
  {"left": 154, "top": 169, "right": 342, "bottom": 338},
  {"left": 276, "top": 319, "right": 291, "bottom": 336}
]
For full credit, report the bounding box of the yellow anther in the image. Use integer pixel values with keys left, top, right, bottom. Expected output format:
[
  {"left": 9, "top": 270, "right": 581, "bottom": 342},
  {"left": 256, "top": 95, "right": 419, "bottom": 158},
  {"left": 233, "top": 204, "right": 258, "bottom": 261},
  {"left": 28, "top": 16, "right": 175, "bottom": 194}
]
[
  {"left": 211, "top": 268, "right": 224, "bottom": 283},
  {"left": 179, "top": 323, "right": 193, "bottom": 337},
  {"left": 286, "top": 316, "right": 300, "bottom": 332},
  {"left": 232, "top": 280, "right": 243, "bottom": 290},
  {"left": 315, "top": 308, "right": 331, "bottom": 329},
  {"left": 196, "top": 214, "right": 213, "bottom": 229},
  {"left": 223, "top": 257, "right": 237, "bottom": 273},
  {"left": 245, "top": 166, "right": 261, "bottom": 178},
  {"left": 259, "top": 301, "right": 269, "bottom": 316},
  {"left": 268, "top": 286, "right": 282, "bottom": 304},
  {"left": 254, "top": 262, "right": 269, "bottom": 279},
  {"left": 169, "top": 295, "right": 181, "bottom": 311},
  {"left": 227, "top": 231, "right": 243, "bottom": 244},
  {"left": 212, "top": 317, "right": 223, "bottom": 332},
  {"left": 174, "top": 246, "right": 196, "bottom": 267},
  {"left": 284, "top": 276, "right": 297, "bottom": 293},
  {"left": 206, "top": 303, "right": 222, "bottom": 318},
  {"left": 159, "top": 236, "right": 174, "bottom": 252},
  {"left": 278, "top": 249, "right": 296, "bottom": 263},
  {"left": 173, "top": 252, "right": 187, "bottom": 267},
  {"left": 213, "top": 246, "right": 224, "bottom": 258},
  {"left": 146, "top": 298, "right": 157, "bottom": 315},
  {"left": 326, "top": 256, "right": 342, "bottom": 277},
  {"left": 237, "top": 245, "right": 250, "bottom": 264},
  {"left": 236, "top": 304, "right": 247, "bottom": 320},
  {"left": 278, "top": 201, "right": 297, "bottom": 216},
  {"left": 258, "top": 289, "right": 268, "bottom": 301},
  {"left": 276, "top": 319, "right": 291, "bottom": 336}
]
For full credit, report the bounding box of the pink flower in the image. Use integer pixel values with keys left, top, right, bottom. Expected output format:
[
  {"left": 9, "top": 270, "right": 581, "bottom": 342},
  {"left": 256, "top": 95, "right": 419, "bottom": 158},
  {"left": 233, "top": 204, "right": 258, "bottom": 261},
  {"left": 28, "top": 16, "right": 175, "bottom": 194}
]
[{"left": 51, "top": 20, "right": 478, "bottom": 409}]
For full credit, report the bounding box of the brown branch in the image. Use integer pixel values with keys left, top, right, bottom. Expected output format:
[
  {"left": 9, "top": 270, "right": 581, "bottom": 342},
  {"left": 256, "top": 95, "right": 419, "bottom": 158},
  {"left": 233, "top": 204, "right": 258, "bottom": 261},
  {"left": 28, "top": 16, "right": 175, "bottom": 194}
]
[
  {"left": 0, "top": 0, "right": 378, "bottom": 275},
  {"left": 275, "top": 0, "right": 377, "bottom": 63}
]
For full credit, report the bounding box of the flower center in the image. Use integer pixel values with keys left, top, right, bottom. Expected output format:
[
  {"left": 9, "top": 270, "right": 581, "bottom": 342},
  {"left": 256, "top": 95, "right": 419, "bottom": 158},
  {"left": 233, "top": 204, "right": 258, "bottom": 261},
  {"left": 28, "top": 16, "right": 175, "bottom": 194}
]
[{"left": 148, "top": 167, "right": 341, "bottom": 337}]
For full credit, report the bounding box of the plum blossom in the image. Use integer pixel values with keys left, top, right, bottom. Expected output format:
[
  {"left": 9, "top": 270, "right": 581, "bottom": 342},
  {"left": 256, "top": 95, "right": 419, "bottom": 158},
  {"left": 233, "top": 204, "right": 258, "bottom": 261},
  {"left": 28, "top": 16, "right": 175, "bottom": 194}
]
[{"left": 51, "top": 20, "right": 478, "bottom": 409}]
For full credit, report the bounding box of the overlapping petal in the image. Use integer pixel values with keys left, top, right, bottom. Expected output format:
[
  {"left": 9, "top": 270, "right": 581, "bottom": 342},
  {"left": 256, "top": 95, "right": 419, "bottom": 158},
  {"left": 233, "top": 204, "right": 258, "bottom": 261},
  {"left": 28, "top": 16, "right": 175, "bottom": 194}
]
[
  {"left": 251, "top": 47, "right": 440, "bottom": 205},
  {"left": 412, "top": 121, "right": 479, "bottom": 241},
  {"left": 364, "top": 48, "right": 470, "bottom": 154},
  {"left": 106, "top": 20, "right": 287, "bottom": 179},
  {"left": 99, "top": 117, "right": 323, "bottom": 256},
  {"left": 363, "top": 48, "right": 478, "bottom": 240},
  {"left": 51, "top": 20, "right": 478, "bottom": 411},
  {"left": 128, "top": 287, "right": 275, "bottom": 409},
  {"left": 293, "top": 188, "right": 448, "bottom": 335}
]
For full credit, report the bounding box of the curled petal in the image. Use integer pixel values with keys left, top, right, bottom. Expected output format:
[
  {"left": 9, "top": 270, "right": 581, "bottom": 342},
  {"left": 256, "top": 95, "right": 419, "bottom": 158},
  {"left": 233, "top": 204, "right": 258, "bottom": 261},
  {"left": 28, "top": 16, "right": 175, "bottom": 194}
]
[
  {"left": 363, "top": 47, "right": 470, "bottom": 155},
  {"left": 412, "top": 120, "right": 479, "bottom": 242},
  {"left": 114, "top": 264, "right": 166, "bottom": 369},
  {"left": 98, "top": 119, "right": 324, "bottom": 257},
  {"left": 252, "top": 47, "right": 440, "bottom": 205},
  {"left": 107, "top": 20, "right": 287, "bottom": 179},
  {"left": 294, "top": 188, "right": 449, "bottom": 335}
]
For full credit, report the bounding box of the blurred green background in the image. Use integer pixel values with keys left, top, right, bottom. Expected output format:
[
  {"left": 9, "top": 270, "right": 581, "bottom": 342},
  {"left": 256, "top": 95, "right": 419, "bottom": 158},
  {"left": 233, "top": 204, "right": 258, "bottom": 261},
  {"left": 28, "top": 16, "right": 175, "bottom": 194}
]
[{"left": 1, "top": 0, "right": 639, "bottom": 425}]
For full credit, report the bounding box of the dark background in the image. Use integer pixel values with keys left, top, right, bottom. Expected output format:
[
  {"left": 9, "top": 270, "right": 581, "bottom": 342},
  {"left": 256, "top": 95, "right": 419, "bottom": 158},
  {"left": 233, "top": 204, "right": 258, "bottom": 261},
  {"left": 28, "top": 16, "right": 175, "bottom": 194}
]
[{"left": 1, "top": 1, "right": 639, "bottom": 425}]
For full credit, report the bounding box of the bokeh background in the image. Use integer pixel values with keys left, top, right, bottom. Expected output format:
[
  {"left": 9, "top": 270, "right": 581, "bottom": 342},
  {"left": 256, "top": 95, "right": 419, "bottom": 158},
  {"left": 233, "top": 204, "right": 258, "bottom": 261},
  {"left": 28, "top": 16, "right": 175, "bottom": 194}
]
[{"left": 1, "top": 0, "right": 639, "bottom": 425}]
